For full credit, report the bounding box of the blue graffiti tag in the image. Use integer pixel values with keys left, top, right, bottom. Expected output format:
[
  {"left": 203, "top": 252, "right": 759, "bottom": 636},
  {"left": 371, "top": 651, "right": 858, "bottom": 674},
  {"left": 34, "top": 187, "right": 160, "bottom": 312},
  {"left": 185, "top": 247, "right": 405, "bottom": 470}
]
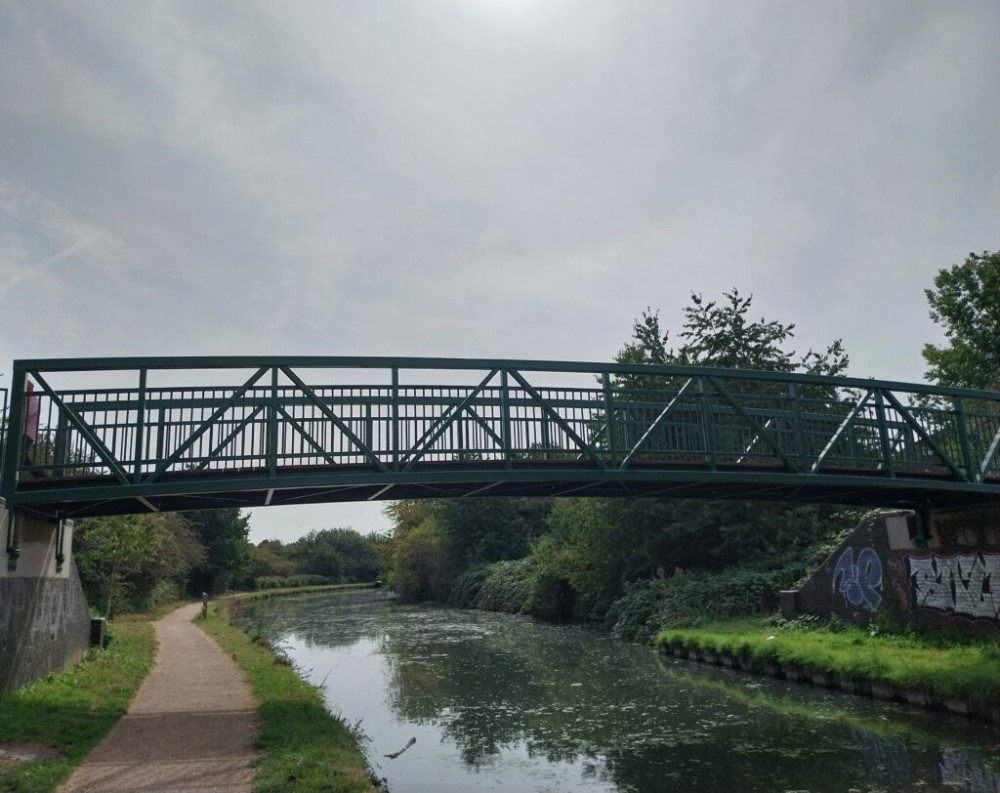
[{"left": 832, "top": 547, "right": 883, "bottom": 611}]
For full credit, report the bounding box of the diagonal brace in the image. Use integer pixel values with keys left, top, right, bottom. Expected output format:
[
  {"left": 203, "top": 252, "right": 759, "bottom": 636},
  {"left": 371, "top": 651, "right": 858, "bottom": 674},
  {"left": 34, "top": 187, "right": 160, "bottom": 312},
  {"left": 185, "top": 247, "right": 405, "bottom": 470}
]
[
  {"left": 463, "top": 405, "right": 506, "bottom": 450},
  {"left": 508, "top": 369, "right": 609, "bottom": 470},
  {"left": 31, "top": 372, "right": 131, "bottom": 484},
  {"left": 882, "top": 391, "right": 969, "bottom": 482},
  {"left": 619, "top": 378, "right": 696, "bottom": 470},
  {"left": 708, "top": 378, "right": 802, "bottom": 473},
  {"left": 981, "top": 423, "right": 1000, "bottom": 481},
  {"left": 195, "top": 405, "right": 265, "bottom": 471},
  {"left": 737, "top": 416, "right": 778, "bottom": 464},
  {"left": 147, "top": 367, "right": 269, "bottom": 484},
  {"left": 280, "top": 366, "right": 390, "bottom": 473},
  {"left": 811, "top": 389, "right": 873, "bottom": 473},
  {"left": 403, "top": 370, "right": 499, "bottom": 471},
  {"left": 277, "top": 406, "right": 341, "bottom": 466}
]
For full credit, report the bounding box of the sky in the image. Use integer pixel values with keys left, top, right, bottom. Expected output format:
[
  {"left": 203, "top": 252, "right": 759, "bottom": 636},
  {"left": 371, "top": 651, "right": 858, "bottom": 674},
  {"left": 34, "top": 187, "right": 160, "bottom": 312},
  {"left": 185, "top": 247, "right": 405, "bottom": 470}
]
[{"left": 1, "top": 1, "right": 998, "bottom": 543}]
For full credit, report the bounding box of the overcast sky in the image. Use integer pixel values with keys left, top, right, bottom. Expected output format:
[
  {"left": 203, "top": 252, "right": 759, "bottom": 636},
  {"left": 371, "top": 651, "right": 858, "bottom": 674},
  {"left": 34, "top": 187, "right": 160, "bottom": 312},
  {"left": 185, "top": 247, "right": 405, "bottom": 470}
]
[{"left": 1, "top": 1, "right": 998, "bottom": 542}]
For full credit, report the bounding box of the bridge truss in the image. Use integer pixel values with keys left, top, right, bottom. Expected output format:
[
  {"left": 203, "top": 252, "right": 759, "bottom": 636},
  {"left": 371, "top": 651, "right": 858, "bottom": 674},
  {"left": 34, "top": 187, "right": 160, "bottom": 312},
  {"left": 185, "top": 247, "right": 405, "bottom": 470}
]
[{"left": 2, "top": 357, "right": 999, "bottom": 523}]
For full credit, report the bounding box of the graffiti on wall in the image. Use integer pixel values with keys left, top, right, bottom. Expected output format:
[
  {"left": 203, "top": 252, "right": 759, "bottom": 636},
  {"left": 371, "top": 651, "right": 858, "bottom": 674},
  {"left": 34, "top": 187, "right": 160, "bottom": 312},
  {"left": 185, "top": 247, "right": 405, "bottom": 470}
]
[
  {"left": 832, "top": 546, "right": 883, "bottom": 611},
  {"left": 907, "top": 553, "right": 1000, "bottom": 623},
  {"left": 0, "top": 582, "right": 31, "bottom": 649}
]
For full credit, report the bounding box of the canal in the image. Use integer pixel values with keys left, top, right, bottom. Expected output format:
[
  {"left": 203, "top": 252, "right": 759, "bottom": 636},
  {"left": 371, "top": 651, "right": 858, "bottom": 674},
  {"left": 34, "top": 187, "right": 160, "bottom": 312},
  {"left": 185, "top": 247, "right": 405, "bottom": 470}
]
[{"left": 250, "top": 589, "right": 999, "bottom": 792}]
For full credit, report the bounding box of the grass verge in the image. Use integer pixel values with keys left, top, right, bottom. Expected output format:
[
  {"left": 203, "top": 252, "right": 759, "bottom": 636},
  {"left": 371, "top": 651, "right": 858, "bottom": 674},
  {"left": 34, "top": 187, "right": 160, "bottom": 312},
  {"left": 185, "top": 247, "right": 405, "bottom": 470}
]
[
  {"left": 199, "top": 602, "right": 381, "bottom": 793},
  {"left": 657, "top": 618, "right": 1000, "bottom": 703},
  {"left": 0, "top": 623, "right": 156, "bottom": 793}
]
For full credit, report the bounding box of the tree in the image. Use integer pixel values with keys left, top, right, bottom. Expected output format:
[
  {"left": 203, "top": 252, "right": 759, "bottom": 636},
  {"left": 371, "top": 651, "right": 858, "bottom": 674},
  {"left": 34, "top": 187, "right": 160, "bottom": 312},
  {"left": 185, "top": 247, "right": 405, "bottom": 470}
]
[
  {"left": 617, "top": 288, "right": 848, "bottom": 377},
  {"left": 243, "top": 541, "right": 296, "bottom": 585},
  {"left": 75, "top": 513, "right": 205, "bottom": 617},
  {"left": 388, "top": 515, "right": 448, "bottom": 600},
  {"left": 922, "top": 250, "right": 1000, "bottom": 391},
  {"left": 185, "top": 508, "right": 252, "bottom": 594},
  {"left": 288, "top": 528, "right": 381, "bottom": 582},
  {"left": 440, "top": 498, "right": 549, "bottom": 570},
  {"left": 383, "top": 500, "right": 441, "bottom": 536},
  {"left": 75, "top": 515, "right": 160, "bottom": 618}
]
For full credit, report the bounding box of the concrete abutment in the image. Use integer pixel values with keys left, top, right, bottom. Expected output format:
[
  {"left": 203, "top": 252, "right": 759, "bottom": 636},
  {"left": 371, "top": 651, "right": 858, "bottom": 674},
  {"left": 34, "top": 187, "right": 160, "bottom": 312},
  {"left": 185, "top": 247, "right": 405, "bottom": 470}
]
[{"left": 0, "top": 506, "right": 92, "bottom": 695}]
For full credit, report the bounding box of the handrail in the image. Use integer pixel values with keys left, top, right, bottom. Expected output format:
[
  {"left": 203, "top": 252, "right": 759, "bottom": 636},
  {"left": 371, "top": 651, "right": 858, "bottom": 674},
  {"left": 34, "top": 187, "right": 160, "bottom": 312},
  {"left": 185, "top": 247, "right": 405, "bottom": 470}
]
[{"left": 10, "top": 355, "right": 1000, "bottom": 400}]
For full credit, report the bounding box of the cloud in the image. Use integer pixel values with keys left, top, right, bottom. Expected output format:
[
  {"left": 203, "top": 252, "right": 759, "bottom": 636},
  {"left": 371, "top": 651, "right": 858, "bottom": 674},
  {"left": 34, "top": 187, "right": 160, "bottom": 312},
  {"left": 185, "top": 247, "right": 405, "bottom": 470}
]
[
  {"left": 0, "top": 0, "right": 997, "bottom": 537},
  {"left": 0, "top": 227, "right": 106, "bottom": 300}
]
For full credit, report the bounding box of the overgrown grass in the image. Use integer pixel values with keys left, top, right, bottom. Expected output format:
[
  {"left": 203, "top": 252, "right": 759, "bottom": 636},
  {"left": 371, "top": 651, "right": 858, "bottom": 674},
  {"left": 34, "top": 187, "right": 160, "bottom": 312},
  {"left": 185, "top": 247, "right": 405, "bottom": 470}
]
[
  {"left": 200, "top": 603, "right": 381, "bottom": 793},
  {"left": 657, "top": 618, "right": 1000, "bottom": 703},
  {"left": 225, "top": 581, "right": 378, "bottom": 604},
  {"left": 0, "top": 622, "right": 156, "bottom": 793}
]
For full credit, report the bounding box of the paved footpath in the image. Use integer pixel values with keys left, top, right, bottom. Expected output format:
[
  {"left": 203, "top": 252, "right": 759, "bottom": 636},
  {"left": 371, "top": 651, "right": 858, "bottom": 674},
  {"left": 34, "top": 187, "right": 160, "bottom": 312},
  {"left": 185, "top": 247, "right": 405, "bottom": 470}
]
[{"left": 58, "top": 603, "right": 260, "bottom": 793}]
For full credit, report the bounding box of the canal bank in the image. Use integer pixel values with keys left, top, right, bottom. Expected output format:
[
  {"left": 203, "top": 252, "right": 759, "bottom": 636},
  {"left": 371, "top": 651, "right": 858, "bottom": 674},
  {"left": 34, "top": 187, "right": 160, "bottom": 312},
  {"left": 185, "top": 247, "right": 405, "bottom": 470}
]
[
  {"left": 657, "top": 621, "right": 1000, "bottom": 723},
  {"left": 202, "top": 599, "right": 383, "bottom": 793}
]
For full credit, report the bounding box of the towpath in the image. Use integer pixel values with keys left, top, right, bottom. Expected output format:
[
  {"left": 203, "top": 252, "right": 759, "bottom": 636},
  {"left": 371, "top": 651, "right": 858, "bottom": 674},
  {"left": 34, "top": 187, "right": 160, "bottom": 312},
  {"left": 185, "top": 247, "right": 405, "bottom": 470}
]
[{"left": 58, "top": 602, "right": 259, "bottom": 793}]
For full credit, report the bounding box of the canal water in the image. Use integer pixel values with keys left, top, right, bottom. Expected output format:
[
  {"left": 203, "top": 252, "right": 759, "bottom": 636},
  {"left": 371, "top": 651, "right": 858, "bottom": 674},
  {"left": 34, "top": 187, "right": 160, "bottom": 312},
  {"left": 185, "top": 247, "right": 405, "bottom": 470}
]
[{"left": 251, "top": 589, "right": 999, "bottom": 793}]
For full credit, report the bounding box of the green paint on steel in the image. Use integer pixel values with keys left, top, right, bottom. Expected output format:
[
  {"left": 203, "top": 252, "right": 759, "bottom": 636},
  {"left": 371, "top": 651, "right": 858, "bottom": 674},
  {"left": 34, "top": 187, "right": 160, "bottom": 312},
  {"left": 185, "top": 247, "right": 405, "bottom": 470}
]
[{"left": 0, "top": 355, "right": 997, "bottom": 520}]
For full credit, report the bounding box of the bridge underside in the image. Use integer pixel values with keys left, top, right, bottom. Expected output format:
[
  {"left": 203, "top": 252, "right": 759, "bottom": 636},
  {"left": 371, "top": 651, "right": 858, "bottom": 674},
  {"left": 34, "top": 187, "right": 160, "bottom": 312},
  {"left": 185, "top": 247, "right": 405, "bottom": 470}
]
[{"left": 13, "top": 461, "right": 1000, "bottom": 519}]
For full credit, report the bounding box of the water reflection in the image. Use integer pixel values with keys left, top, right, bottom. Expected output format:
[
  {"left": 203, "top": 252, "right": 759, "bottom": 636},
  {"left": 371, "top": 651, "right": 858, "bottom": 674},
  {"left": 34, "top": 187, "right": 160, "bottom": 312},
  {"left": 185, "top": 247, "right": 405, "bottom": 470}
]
[{"left": 254, "top": 590, "right": 1000, "bottom": 793}]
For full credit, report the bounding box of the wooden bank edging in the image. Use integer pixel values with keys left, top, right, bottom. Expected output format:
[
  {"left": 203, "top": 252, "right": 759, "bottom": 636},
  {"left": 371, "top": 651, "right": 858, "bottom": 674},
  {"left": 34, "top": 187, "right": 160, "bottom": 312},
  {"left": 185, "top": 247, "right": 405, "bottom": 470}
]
[{"left": 658, "top": 641, "right": 1000, "bottom": 725}]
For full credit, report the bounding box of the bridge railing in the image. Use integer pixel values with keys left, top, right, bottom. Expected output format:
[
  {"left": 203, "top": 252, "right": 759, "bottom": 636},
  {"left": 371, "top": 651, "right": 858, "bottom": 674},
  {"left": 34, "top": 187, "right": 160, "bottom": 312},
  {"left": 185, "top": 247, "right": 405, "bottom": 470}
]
[{"left": 2, "top": 357, "right": 999, "bottom": 509}]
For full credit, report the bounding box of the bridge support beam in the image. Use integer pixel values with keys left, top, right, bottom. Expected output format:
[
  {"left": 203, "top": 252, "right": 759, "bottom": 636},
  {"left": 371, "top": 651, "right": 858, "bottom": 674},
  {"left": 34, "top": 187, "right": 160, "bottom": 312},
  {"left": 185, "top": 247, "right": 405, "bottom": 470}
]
[
  {"left": 782, "top": 504, "right": 1000, "bottom": 634},
  {"left": 0, "top": 506, "right": 93, "bottom": 694}
]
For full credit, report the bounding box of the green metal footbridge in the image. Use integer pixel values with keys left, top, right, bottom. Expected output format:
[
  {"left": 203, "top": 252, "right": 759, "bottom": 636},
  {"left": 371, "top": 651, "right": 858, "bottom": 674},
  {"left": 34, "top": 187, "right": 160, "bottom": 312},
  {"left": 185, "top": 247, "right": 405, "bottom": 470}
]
[{"left": 2, "top": 357, "right": 1000, "bottom": 525}]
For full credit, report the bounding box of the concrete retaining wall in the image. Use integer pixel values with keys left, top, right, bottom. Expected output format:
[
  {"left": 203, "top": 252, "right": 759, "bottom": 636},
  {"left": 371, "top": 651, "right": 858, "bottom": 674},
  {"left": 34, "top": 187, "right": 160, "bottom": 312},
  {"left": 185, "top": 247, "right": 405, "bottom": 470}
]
[
  {"left": 782, "top": 506, "right": 1000, "bottom": 634},
  {"left": 1, "top": 508, "right": 93, "bottom": 694}
]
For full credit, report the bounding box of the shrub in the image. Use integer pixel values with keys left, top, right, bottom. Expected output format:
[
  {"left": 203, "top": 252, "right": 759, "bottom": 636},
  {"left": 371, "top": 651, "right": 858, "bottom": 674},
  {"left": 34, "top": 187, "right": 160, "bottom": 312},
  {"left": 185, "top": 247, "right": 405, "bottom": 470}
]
[
  {"left": 446, "top": 566, "right": 489, "bottom": 608},
  {"left": 523, "top": 569, "right": 576, "bottom": 622},
  {"left": 605, "top": 579, "right": 662, "bottom": 640},
  {"left": 474, "top": 559, "right": 533, "bottom": 613},
  {"left": 608, "top": 564, "right": 800, "bottom": 641}
]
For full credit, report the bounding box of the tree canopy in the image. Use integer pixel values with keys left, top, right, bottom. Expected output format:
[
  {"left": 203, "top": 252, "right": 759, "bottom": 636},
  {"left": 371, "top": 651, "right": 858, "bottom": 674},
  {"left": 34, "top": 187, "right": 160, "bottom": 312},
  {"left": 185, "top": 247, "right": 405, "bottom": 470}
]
[
  {"left": 616, "top": 288, "right": 849, "bottom": 376},
  {"left": 922, "top": 250, "right": 1000, "bottom": 391},
  {"left": 184, "top": 508, "right": 252, "bottom": 595},
  {"left": 75, "top": 512, "right": 205, "bottom": 617}
]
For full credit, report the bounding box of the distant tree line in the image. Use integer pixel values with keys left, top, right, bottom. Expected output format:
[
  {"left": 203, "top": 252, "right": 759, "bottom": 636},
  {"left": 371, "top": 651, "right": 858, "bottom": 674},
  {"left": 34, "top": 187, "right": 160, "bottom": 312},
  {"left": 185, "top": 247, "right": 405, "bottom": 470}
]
[{"left": 74, "top": 508, "right": 382, "bottom": 617}]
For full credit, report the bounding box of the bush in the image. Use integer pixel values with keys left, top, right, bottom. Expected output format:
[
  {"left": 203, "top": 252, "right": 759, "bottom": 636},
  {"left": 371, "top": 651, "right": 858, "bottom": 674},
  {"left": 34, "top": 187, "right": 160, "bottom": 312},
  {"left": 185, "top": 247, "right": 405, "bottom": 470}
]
[
  {"left": 446, "top": 566, "right": 489, "bottom": 608},
  {"left": 608, "top": 564, "right": 800, "bottom": 641},
  {"left": 474, "top": 559, "right": 533, "bottom": 613},
  {"left": 605, "top": 578, "right": 662, "bottom": 640},
  {"left": 524, "top": 569, "right": 576, "bottom": 622}
]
